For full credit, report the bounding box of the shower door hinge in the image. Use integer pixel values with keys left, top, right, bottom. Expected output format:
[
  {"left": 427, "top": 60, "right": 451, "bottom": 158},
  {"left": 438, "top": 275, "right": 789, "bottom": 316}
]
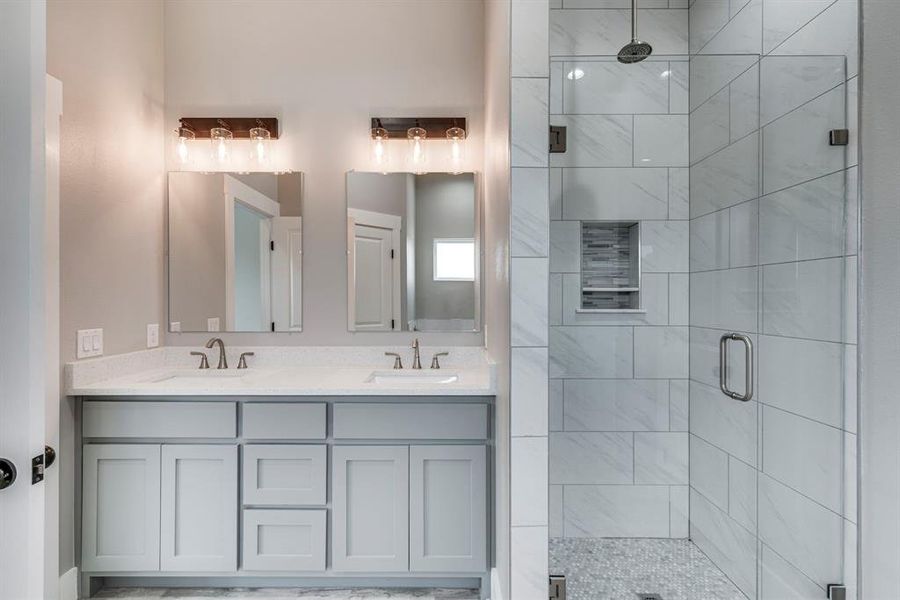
[
  {"left": 829, "top": 129, "right": 849, "bottom": 146},
  {"left": 549, "top": 574, "right": 566, "bottom": 600},
  {"left": 550, "top": 126, "right": 567, "bottom": 153},
  {"left": 827, "top": 584, "right": 847, "bottom": 600}
]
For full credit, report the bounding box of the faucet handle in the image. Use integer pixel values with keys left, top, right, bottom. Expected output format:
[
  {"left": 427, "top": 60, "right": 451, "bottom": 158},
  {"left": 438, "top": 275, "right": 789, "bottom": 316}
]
[
  {"left": 190, "top": 351, "right": 210, "bottom": 370},
  {"left": 237, "top": 352, "right": 255, "bottom": 369},
  {"left": 385, "top": 352, "right": 403, "bottom": 370},
  {"left": 430, "top": 352, "right": 449, "bottom": 369}
]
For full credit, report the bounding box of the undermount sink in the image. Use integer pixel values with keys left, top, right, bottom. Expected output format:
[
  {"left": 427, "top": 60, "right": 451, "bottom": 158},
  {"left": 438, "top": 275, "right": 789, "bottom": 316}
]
[
  {"left": 366, "top": 370, "right": 460, "bottom": 385},
  {"left": 149, "top": 370, "right": 249, "bottom": 384}
]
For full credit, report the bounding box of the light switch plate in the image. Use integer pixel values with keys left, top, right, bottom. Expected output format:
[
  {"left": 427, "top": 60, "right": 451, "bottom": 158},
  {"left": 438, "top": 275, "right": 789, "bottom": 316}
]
[
  {"left": 76, "top": 328, "right": 103, "bottom": 359},
  {"left": 146, "top": 323, "right": 159, "bottom": 348},
  {"left": 207, "top": 317, "right": 220, "bottom": 332}
]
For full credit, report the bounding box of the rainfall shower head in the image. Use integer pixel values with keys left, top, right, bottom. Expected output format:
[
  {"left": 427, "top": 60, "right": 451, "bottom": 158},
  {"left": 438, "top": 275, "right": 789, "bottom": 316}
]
[{"left": 618, "top": 0, "right": 653, "bottom": 64}]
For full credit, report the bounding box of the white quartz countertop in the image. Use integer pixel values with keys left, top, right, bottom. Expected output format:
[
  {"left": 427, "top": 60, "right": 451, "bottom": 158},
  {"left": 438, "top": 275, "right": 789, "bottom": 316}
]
[{"left": 65, "top": 346, "right": 496, "bottom": 397}]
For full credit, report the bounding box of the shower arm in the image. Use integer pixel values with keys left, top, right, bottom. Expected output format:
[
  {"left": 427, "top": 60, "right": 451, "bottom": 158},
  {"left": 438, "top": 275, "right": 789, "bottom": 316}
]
[{"left": 631, "top": 0, "right": 638, "bottom": 41}]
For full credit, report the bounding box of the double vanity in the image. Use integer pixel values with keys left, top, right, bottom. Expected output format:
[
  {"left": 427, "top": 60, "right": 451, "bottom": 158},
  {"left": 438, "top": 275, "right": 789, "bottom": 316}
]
[{"left": 68, "top": 344, "right": 495, "bottom": 597}]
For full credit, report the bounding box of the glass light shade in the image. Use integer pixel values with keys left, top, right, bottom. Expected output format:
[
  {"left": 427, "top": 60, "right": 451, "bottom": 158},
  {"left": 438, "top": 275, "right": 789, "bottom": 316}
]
[
  {"left": 174, "top": 127, "right": 194, "bottom": 167},
  {"left": 370, "top": 127, "right": 391, "bottom": 170},
  {"left": 446, "top": 127, "right": 466, "bottom": 172},
  {"left": 249, "top": 127, "right": 272, "bottom": 167},
  {"left": 210, "top": 127, "right": 233, "bottom": 165},
  {"left": 407, "top": 126, "right": 427, "bottom": 172}
]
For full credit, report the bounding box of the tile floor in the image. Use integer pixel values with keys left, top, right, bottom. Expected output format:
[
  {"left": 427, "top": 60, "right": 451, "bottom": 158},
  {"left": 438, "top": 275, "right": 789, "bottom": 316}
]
[
  {"left": 94, "top": 588, "right": 479, "bottom": 600},
  {"left": 549, "top": 537, "right": 747, "bottom": 600}
]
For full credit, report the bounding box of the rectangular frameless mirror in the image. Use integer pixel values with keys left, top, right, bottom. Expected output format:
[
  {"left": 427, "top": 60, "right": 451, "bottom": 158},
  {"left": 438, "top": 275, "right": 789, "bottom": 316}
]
[
  {"left": 168, "top": 172, "right": 303, "bottom": 333},
  {"left": 346, "top": 172, "right": 480, "bottom": 332}
]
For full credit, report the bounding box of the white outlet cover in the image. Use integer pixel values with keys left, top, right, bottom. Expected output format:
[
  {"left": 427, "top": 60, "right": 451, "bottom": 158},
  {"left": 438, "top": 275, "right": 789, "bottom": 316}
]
[
  {"left": 170, "top": 321, "right": 182, "bottom": 333},
  {"left": 207, "top": 317, "right": 220, "bottom": 332},
  {"left": 76, "top": 328, "right": 103, "bottom": 359},
  {"left": 146, "top": 323, "right": 159, "bottom": 348}
]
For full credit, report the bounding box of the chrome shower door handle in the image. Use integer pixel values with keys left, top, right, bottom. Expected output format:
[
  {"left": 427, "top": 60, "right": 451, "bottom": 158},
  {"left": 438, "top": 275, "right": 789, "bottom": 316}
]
[{"left": 719, "top": 333, "right": 754, "bottom": 402}]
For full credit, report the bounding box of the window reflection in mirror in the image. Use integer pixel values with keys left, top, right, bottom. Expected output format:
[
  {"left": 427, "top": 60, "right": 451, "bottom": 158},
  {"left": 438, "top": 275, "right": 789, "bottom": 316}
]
[
  {"left": 346, "top": 172, "right": 479, "bottom": 333},
  {"left": 168, "top": 172, "right": 303, "bottom": 333}
]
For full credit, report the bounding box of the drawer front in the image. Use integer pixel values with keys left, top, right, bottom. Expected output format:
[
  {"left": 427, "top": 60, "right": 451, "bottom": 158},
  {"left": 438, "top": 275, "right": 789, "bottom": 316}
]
[
  {"left": 242, "top": 403, "right": 326, "bottom": 440},
  {"left": 83, "top": 401, "right": 236, "bottom": 439},
  {"left": 243, "top": 445, "right": 327, "bottom": 506},
  {"left": 242, "top": 509, "right": 326, "bottom": 572},
  {"left": 333, "top": 403, "right": 488, "bottom": 440}
]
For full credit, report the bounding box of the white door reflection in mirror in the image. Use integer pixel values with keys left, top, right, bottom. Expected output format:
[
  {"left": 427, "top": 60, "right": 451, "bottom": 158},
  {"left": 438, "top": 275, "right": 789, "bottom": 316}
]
[
  {"left": 348, "top": 209, "right": 401, "bottom": 332},
  {"left": 271, "top": 217, "right": 302, "bottom": 332}
]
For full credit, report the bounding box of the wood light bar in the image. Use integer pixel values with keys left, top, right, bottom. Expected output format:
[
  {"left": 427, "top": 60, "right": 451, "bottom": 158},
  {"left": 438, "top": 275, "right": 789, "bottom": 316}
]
[
  {"left": 371, "top": 117, "right": 467, "bottom": 139},
  {"left": 179, "top": 117, "right": 280, "bottom": 139}
]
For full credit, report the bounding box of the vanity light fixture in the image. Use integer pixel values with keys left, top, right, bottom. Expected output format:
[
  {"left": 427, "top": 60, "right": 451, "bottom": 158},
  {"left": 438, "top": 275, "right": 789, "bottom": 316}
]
[
  {"left": 249, "top": 126, "right": 271, "bottom": 167},
  {"left": 369, "top": 117, "right": 467, "bottom": 173},
  {"left": 175, "top": 117, "right": 280, "bottom": 168},
  {"left": 174, "top": 126, "right": 194, "bottom": 167},
  {"left": 446, "top": 126, "right": 466, "bottom": 173},
  {"left": 407, "top": 126, "right": 427, "bottom": 172},
  {"left": 370, "top": 126, "right": 390, "bottom": 169},
  {"left": 210, "top": 125, "right": 233, "bottom": 165}
]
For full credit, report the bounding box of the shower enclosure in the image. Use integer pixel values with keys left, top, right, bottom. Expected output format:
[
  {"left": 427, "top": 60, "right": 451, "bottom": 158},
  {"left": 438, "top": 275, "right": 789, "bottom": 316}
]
[{"left": 548, "top": 51, "right": 857, "bottom": 599}]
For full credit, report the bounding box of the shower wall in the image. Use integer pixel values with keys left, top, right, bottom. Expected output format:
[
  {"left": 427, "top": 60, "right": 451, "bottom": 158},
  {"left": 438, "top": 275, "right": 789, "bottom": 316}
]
[{"left": 548, "top": 4, "right": 690, "bottom": 539}]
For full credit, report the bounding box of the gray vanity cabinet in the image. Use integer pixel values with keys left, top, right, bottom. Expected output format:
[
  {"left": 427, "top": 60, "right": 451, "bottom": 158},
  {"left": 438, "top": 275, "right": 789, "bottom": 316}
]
[
  {"left": 82, "top": 444, "right": 162, "bottom": 572},
  {"left": 332, "top": 445, "right": 410, "bottom": 572},
  {"left": 409, "top": 445, "right": 487, "bottom": 573},
  {"left": 160, "top": 445, "right": 238, "bottom": 572}
]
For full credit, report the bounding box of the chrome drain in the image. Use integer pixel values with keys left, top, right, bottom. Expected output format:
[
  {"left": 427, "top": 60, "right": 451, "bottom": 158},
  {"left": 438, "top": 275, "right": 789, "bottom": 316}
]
[{"left": 637, "top": 595, "right": 663, "bottom": 600}]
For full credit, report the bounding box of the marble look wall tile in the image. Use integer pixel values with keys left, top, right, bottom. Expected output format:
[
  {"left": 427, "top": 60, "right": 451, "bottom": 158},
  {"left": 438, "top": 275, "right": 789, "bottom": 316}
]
[
  {"left": 511, "top": 526, "right": 549, "bottom": 600},
  {"left": 699, "top": 0, "right": 762, "bottom": 55},
  {"left": 668, "top": 167, "right": 690, "bottom": 219},
  {"left": 670, "top": 485, "right": 690, "bottom": 537},
  {"left": 670, "top": 379, "right": 689, "bottom": 431},
  {"left": 758, "top": 474, "right": 843, "bottom": 586},
  {"left": 550, "top": 115, "right": 633, "bottom": 167},
  {"left": 641, "top": 220, "right": 689, "bottom": 272},
  {"left": 689, "top": 54, "right": 758, "bottom": 111},
  {"left": 562, "top": 60, "right": 669, "bottom": 114},
  {"left": 563, "top": 0, "right": 669, "bottom": 7},
  {"left": 634, "top": 115, "right": 689, "bottom": 167},
  {"left": 511, "top": 258, "right": 550, "bottom": 346},
  {"left": 689, "top": 0, "right": 731, "bottom": 54},
  {"left": 762, "top": 0, "right": 834, "bottom": 54},
  {"left": 550, "top": 221, "right": 580, "bottom": 273},
  {"left": 511, "top": 347, "right": 550, "bottom": 436},
  {"left": 728, "top": 456, "right": 757, "bottom": 530},
  {"left": 512, "top": 0, "right": 550, "bottom": 77},
  {"left": 729, "top": 199, "right": 758, "bottom": 268},
  {"left": 512, "top": 437, "right": 549, "bottom": 526},
  {"left": 762, "top": 85, "right": 845, "bottom": 195},
  {"left": 758, "top": 335, "right": 846, "bottom": 430},
  {"left": 762, "top": 405, "right": 842, "bottom": 514},
  {"left": 550, "top": 61, "right": 563, "bottom": 115},
  {"left": 551, "top": 9, "right": 689, "bottom": 56},
  {"left": 760, "top": 55, "right": 844, "bottom": 126},
  {"left": 690, "top": 88, "right": 730, "bottom": 164},
  {"left": 690, "top": 267, "right": 759, "bottom": 333},
  {"left": 550, "top": 432, "right": 634, "bottom": 484},
  {"left": 635, "top": 432, "right": 689, "bottom": 484},
  {"left": 690, "top": 433, "right": 729, "bottom": 511},
  {"left": 563, "top": 273, "right": 669, "bottom": 326},
  {"left": 669, "top": 61, "right": 690, "bottom": 114},
  {"left": 562, "top": 168, "right": 669, "bottom": 220},
  {"left": 762, "top": 257, "right": 843, "bottom": 342},
  {"left": 669, "top": 273, "right": 689, "bottom": 325},
  {"left": 550, "top": 273, "right": 563, "bottom": 326},
  {"left": 512, "top": 78, "right": 549, "bottom": 168},
  {"left": 690, "top": 209, "right": 730, "bottom": 272},
  {"left": 550, "top": 326, "right": 634, "bottom": 378},
  {"left": 511, "top": 168, "right": 551, "bottom": 258},
  {"left": 565, "top": 485, "right": 671, "bottom": 537},
  {"left": 690, "top": 489, "right": 758, "bottom": 599},
  {"left": 768, "top": 0, "right": 858, "bottom": 78},
  {"left": 690, "top": 380, "right": 757, "bottom": 467},
  {"left": 729, "top": 64, "right": 759, "bottom": 141},
  {"left": 690, "top": 133, "right": 759, "bottom": 219},
  {"left": 549, "top": 485, "right": 564, "bottom": 537},
  {"left": 634, "top": 326, "right": 689, "bottom": 378},
  {"left": 759, "top": 171, "right": 846, "bottom": 265},
  {"left": 564, "top": 378, "right": 670, "bottom": 431},
  {"left": 550, "top": 167, "right": 563, "bottom": 220},
  {"left": 761, "top": 543, "right": 826, "bottom": 600},
  {"left": 550, "top": 378, "right": 564, "bottom": 431}
]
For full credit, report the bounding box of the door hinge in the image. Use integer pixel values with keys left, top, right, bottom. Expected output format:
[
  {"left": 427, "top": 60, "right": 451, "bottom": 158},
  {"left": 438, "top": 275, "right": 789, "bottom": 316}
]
[
  {"left": 270, "top": 240, "right": 275, "bottom": 251},
  {"left": 550, "top": 125, "right": 567, "bottom": 153},
  {"left": 549, "top": 575, "right": 566, "bottom": 600},
  {"left": 391, "top": 319, "right": 396, "bottom": 329},
  {"left": 32, "top": 446, "right": 55, "bottom": 485},
  {"left": 271, "top": 322, "right": 276, "bottom": 332},
  {"left": 391, "top": 249, "right": 395, "bottom": 259},
  {"left": 827, "top": 584, "right": 847, "bottom": 600},
  {"left": 829, "top": 129, "right": 849, "bottom": 146}
]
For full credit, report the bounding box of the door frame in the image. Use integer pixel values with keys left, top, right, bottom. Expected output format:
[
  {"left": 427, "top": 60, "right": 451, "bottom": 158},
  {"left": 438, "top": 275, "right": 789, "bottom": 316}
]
[{"left": 346, "top": 208, "right": 402, "bottom": 331}]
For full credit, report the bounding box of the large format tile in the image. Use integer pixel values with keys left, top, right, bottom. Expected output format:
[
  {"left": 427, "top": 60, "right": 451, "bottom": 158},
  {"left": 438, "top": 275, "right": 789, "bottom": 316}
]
[
  {"left": 511, "top": 347, "right": 549, "bottom": 437},
  {"left": 690, "top": 87, "right": 730, "bottom": 164},
  {"left": 690, "top": 267, "right": 758, "bottom": 333},
  {"left": 729, "top": 64, "right": 759, "bottom": 142},
  {"left": 690, "top": 209, "right": 730, "bottom": 272},
  {"left": 565, "top": 485, "right": 671, "bottom": 537},
  {"left": 633, "top": 115, "right": 689, "bottom": 167},
  {"left": 550, "top": 432, "right": 633, "bottom": 484},
  {"left": 562, "top": 60, "right": 669, "bottom": 114},
  {"left": 549, "top": 485, "right": 564, "bottom": 537},
  {"left": 689, "top": 54, "right": 758, "bottom": 111},
  {"left": 690, "top": 133, "right": 759, "bottom": 218},
  {"left": 670, "top": 379, "right": 689, "bottom": 431},
  {"left": 550, "top": 221, "right": 580, "bottom": 273},
  {"left": 729, "top": 199, "right": 758, "bottom": 268},
  {"left": 690, "top": 380, "right": 757, "bottom": 467},
  {"left": 762, "top": 257, "right": 844, "bottom": 342},
  {"left": 728, "top": 456, "right": 757, "bottom": 531},
  {"left": 690, "top": 433, "right": 729, "bottom": 511},
  {"left": 511, "top": 526, "right": 549, "bottom": 600},
  {"left": 512, "top": 437, "right": 549, "bottom": 527},
  {"left": 669, "top": 273, "right": 689, "bottom": 325},
  {"left": 550, "top": 326, "right": 634, "bottom": 378},
  {"left": 551, "top": 9, "right": 689, "bottom": 56},
  {"left": 511, "top": 168, "right": 550, "bottom": 258},
  {"left": 760, "top": 55, "right": 845, "bottom": 125},
  {"left": 562, "top": 168, "right": 669, "bottom": 220},
  {"left": 550, "top": 115, "right": 632, "bottom": 167},
  {"left": 512, "top": 78, "right": 549, "bottom": 168},
  {"left": 761, "top": 543, "right": 825, "bottom": 600},
  {"left": 550, "top": 378, "right": 564, "bottom": 431},
  {"left": 634, "top": 326, "right": 689, "bottom": 378},
  {"left": 689, "top": 0, "right": 731, "bottom": 54},
  {"left": 699, "top": 0, "right": 763, "bottom": 55},
  {"left": 670, "top": 485, "right": 689, "bottom": 538},
  {"left": 635, "top": 432, "right": 688, "bottom": 484},
  {"left": 669, "top": 167, "right": 690, "bottom": 219},
  {"left": 762, "top": 0, "right": 833, "bottom": 54},
  {"left": 669, "top": 61, "right": 690, "bottom": 114},
  {"left": 511, "top": 258, "right": 550, "bottom": 346},
  {"left": 769, "top": 0, "right": 858, "bottom": 78},
  {"left": 564, "top": 378, "right": 670, "bottom": 431},
  {"left": 641, "top": 220, "right": 689, "bottom": 273},
  {"left": 511, "top": 0, "right": 549, "bottom": 78}
]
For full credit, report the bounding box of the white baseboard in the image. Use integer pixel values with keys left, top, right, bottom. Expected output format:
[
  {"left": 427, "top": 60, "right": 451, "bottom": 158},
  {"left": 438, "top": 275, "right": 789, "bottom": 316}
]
[
  {"left": 60, "top": 567, "right": 78, "bottom": 600},
  {"left": 490, "top": 567, "right": 504, "bottom": 600}
]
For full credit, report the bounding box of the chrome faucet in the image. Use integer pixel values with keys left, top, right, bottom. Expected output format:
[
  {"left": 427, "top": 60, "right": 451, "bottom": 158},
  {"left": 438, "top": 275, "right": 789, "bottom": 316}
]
[
  {"left": 205, "top": 337, "right": 228, "bottom": 369},
  {"left": 411, "top": 338, "right": 422, "bottom": 370}
]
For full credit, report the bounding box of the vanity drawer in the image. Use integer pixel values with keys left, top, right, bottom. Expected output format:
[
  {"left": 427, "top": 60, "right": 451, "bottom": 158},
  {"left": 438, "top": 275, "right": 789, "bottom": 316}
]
[
  {"left": 242, "top": 444, "right": 326, "bottom": 506},
  {"left": 242, "top": 403, "right": 327, "bottom": 439},
  {"left": 242, "top": 509, "right": 326, "bottom": 572},
  {"left": 333, "top": 403, "right": 488, "bottom": 440},
  {"left": 82, "top": 401, "right": 236, "bottom": 439}
]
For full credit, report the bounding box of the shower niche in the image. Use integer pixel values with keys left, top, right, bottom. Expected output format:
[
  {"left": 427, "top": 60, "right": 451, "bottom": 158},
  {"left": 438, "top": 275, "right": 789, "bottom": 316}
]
[{"left": 579, "top": 221, "right": 642, "bottom": 312}]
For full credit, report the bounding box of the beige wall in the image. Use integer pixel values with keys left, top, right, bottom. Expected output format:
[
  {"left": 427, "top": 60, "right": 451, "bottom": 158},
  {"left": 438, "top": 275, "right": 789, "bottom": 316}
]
[
  {"left": 164, "top": 0, "right": 487, "bottom": 346},
  {"left": 47, "top": 0, "right": 166, "bottom": 575}
]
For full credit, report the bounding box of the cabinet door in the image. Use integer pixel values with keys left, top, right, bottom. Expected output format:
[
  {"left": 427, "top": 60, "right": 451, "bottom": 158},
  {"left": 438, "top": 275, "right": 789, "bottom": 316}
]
[
  {"left": 160, "top": 445, "right": 237, "bottom": 572},
  {"left": 82, "top": 444, "right": 161, "bottom": 572},
  {"left": 332, "top": 445, "right": 409, "bottom": 571},
  {"left": 409, "top": 445, "right": 487, "bottom": 572}
]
